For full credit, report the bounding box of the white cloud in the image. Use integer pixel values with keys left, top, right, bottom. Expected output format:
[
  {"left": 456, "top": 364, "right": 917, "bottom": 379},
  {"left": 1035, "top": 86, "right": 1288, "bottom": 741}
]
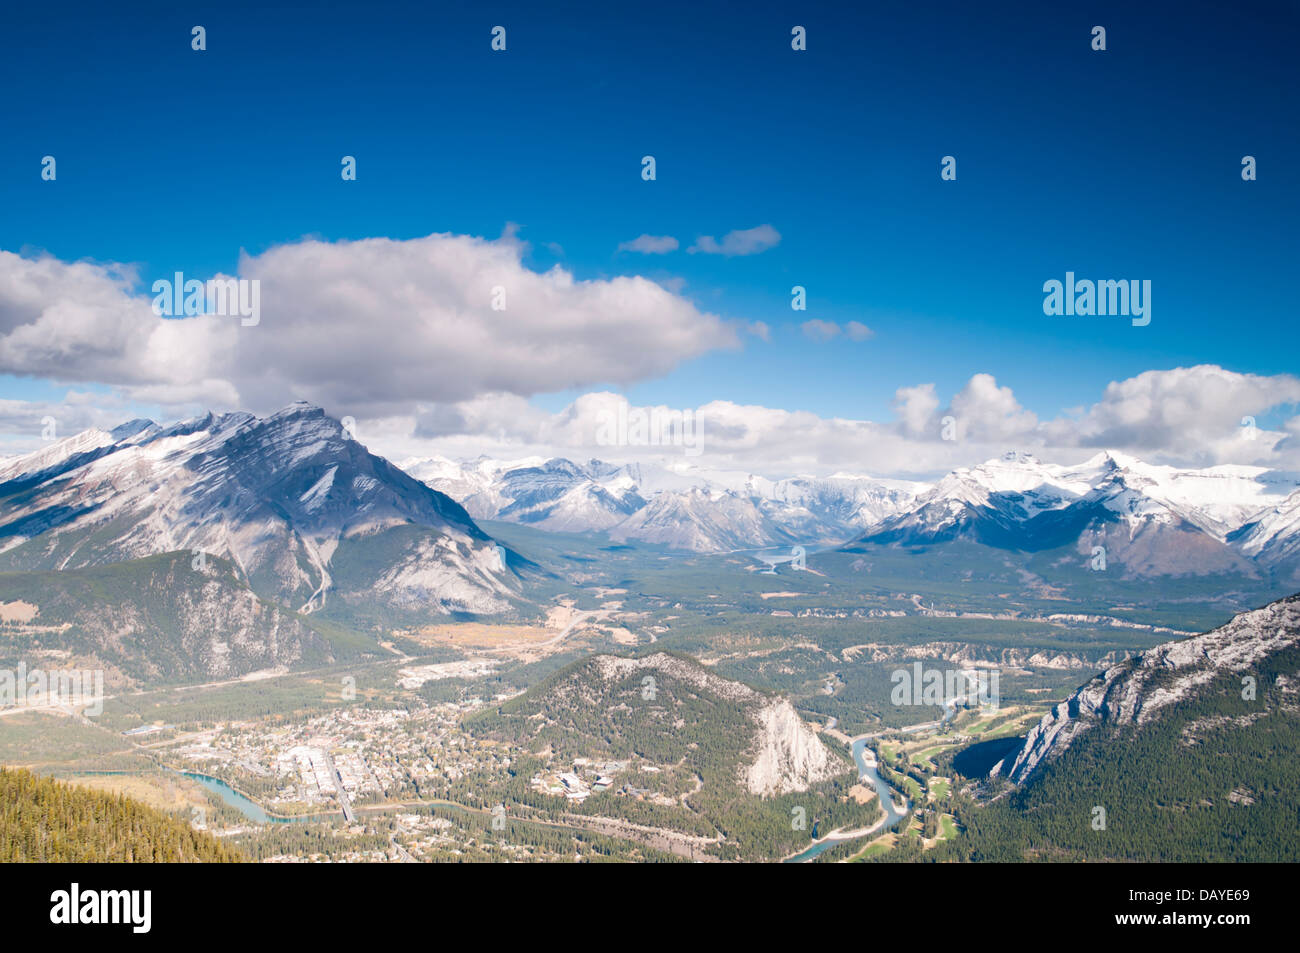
[
  {"left": 801, "top": 319, "right": 840, "bottom": 341},
  {"left": 0, "top": 391, "right": 147, "bottom": 457},
  {"left": 892, "top": 383, "right": 941, "bottom": 439},
  {"left": 0, "top": 251, "right": 237, "bottom": 401},
  {"left": 1040, "top": 364, "right": 1300, "bottom": 466},
  {"left": 360, "top": 367, "right": 1300, "bottom": 479},
  {"left": 688, "top": 224, "right": 781, "bottom": 257},
  {"left": 949, "top": 373, "right": 1039, "bottom": 443},
  {"left": 7, "top": 367, "right": 1297, "bottom": 480},
  {"left": 0, "top": 234, "right": 740, "bottom": 416},
  {"left": 617, "top": 234, "right": 679, "bottom": 254},
  {"left": 879, "top": 373, "right": 1042, "bottom": 466},
  {"left": 3, "top": 244, "right": 1295, "bottom": 479},
  {"left": 801, "top": 319, "right": 874, "bottom": 343}
]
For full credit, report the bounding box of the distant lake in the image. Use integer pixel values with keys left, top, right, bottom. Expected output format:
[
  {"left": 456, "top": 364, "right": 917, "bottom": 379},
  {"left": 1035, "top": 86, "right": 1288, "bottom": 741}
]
[{"left": 952, "top": 737, "right": 1025, "bottom": 779}]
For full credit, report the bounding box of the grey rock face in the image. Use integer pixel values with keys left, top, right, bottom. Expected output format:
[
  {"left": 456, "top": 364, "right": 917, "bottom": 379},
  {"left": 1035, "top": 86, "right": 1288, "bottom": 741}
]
[{"left": 997, "top": 594, "right": 1300, "bottom": 783}]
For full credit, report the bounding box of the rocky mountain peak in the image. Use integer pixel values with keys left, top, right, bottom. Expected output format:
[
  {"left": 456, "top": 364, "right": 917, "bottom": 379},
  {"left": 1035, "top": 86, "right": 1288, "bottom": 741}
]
[{"left": 995, "top": 593, "right": 1300, "bottom": 783}]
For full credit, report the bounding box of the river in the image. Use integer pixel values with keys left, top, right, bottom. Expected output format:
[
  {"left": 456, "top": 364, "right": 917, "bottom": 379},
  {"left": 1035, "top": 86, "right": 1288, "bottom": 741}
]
[
  {"left": 783, "top": 738, "right": 909, "bottom": 863},
  {"left": 180, "top": 771, "right": 334, "bottom": 824}
]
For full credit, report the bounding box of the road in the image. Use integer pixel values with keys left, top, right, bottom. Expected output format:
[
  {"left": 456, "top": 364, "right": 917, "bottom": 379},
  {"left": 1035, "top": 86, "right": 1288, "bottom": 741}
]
[{"left": 323, "top": 751, "right": 355, "bottom": 823}]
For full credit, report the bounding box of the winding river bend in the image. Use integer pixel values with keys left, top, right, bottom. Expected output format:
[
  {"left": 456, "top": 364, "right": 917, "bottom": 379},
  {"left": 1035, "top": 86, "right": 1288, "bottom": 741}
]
[
  {"left": 180, "top": 771, "right": 336, "bottom": 824},
  {"left": 784, "top": 738, "right": 909, "bottom": 863}
]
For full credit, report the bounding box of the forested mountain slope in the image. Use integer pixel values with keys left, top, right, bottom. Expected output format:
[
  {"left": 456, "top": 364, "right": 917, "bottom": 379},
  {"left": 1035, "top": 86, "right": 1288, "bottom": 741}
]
[{"left": 0, "top": 767, "right": 243, "bottom": 862}]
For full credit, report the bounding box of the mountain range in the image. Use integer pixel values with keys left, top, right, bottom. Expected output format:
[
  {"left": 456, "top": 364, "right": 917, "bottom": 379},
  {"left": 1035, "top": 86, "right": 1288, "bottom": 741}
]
[
  {"left": 3, "top": 403, "right": 1299, "bottom": 687},
  {"left": 853, "top": 451, "right": 1300, "bottom": 582},
  {"left": 402, "top": 454, "right": 923, "bottom": 552},
  {"left": 5, "top": 405, "right": 1298, "bottom": 599},
  {"left": 407, "top": 448, "right": 1300, "bottom": 578}
]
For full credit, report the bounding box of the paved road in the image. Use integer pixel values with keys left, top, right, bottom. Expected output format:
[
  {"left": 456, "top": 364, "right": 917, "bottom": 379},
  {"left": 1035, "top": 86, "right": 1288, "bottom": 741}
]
[{"left": 323, "top": 752, "right": 355, "bottom": 823}]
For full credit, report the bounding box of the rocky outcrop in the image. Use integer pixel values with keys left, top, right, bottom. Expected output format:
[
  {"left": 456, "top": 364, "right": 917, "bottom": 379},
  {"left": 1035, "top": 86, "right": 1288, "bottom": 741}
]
[
  {"left": 899, "top": 640, "right": 1124, "bottom": 671},
  {"left": 744, "top": 698, "right": 838, "bottom": 796}
]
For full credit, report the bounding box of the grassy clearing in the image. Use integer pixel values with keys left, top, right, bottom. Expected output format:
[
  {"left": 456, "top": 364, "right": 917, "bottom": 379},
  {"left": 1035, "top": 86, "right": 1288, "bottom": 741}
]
[
  {"left": 411, "top": 621, "right": 557, "bottom": 649},
  {"left": 67, "top": 772, "right": 211, "bottom": 814},
  {"left": 848, "top": 833, "right": 896, "bottom": 861},
  {"left": 0, "top": 711, "right": 148, "bottom": 770}
]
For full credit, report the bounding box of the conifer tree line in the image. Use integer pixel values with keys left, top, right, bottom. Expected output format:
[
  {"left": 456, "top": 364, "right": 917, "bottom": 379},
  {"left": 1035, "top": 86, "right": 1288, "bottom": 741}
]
[{"left": 0, "top": 767, "right": 242, "bottom": 862}]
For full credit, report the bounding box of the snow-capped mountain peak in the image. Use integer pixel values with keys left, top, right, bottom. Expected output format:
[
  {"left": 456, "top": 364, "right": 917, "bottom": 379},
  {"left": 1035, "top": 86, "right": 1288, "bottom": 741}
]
[
  {"left": 0, "top": 403, "right": 517, "bottom": 616},
  {"left": 856, "top": 450, "right": 1300, "bottom": 575}
]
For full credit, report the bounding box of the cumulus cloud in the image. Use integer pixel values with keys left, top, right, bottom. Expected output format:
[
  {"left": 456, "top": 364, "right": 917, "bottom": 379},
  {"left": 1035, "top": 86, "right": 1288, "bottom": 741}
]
[
  {"left": 950, "top": 373, "right": 1039, "bottom": 443},
  {"left": 1040, "top": 365, "right": 1300, "bottom": 466},
  {"left": 617, "top": 234, "right": 679, "bottom": 254},
  {"left": 688, "top": 224, "right": 781, "bottom": 257},
  {"left": 371, "top": 390, "right": 965, "bottom": 477},
  {"left": 231, "top": 233, "right": 741, "bottom": 414},
  {"left": 0, "top": 234, "right": 739, "bottom": 416},
  {"left": 0, "top": 251, "right": 238, "bottom": 402},
  {"left": 892, "top": 383, "right": 941, "bottom": 439},
  {"left": 875, "top": 373, "right": 1040, "bottom": 462},
  {"left": 412, "top": 392, "right": 548, "bottom": 441}
]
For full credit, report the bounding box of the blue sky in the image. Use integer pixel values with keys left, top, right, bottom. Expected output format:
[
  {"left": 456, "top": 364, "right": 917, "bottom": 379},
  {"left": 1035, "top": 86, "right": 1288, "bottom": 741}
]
[{"left": 1, "top": 0, "right": 1297, "bottom": 474}]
